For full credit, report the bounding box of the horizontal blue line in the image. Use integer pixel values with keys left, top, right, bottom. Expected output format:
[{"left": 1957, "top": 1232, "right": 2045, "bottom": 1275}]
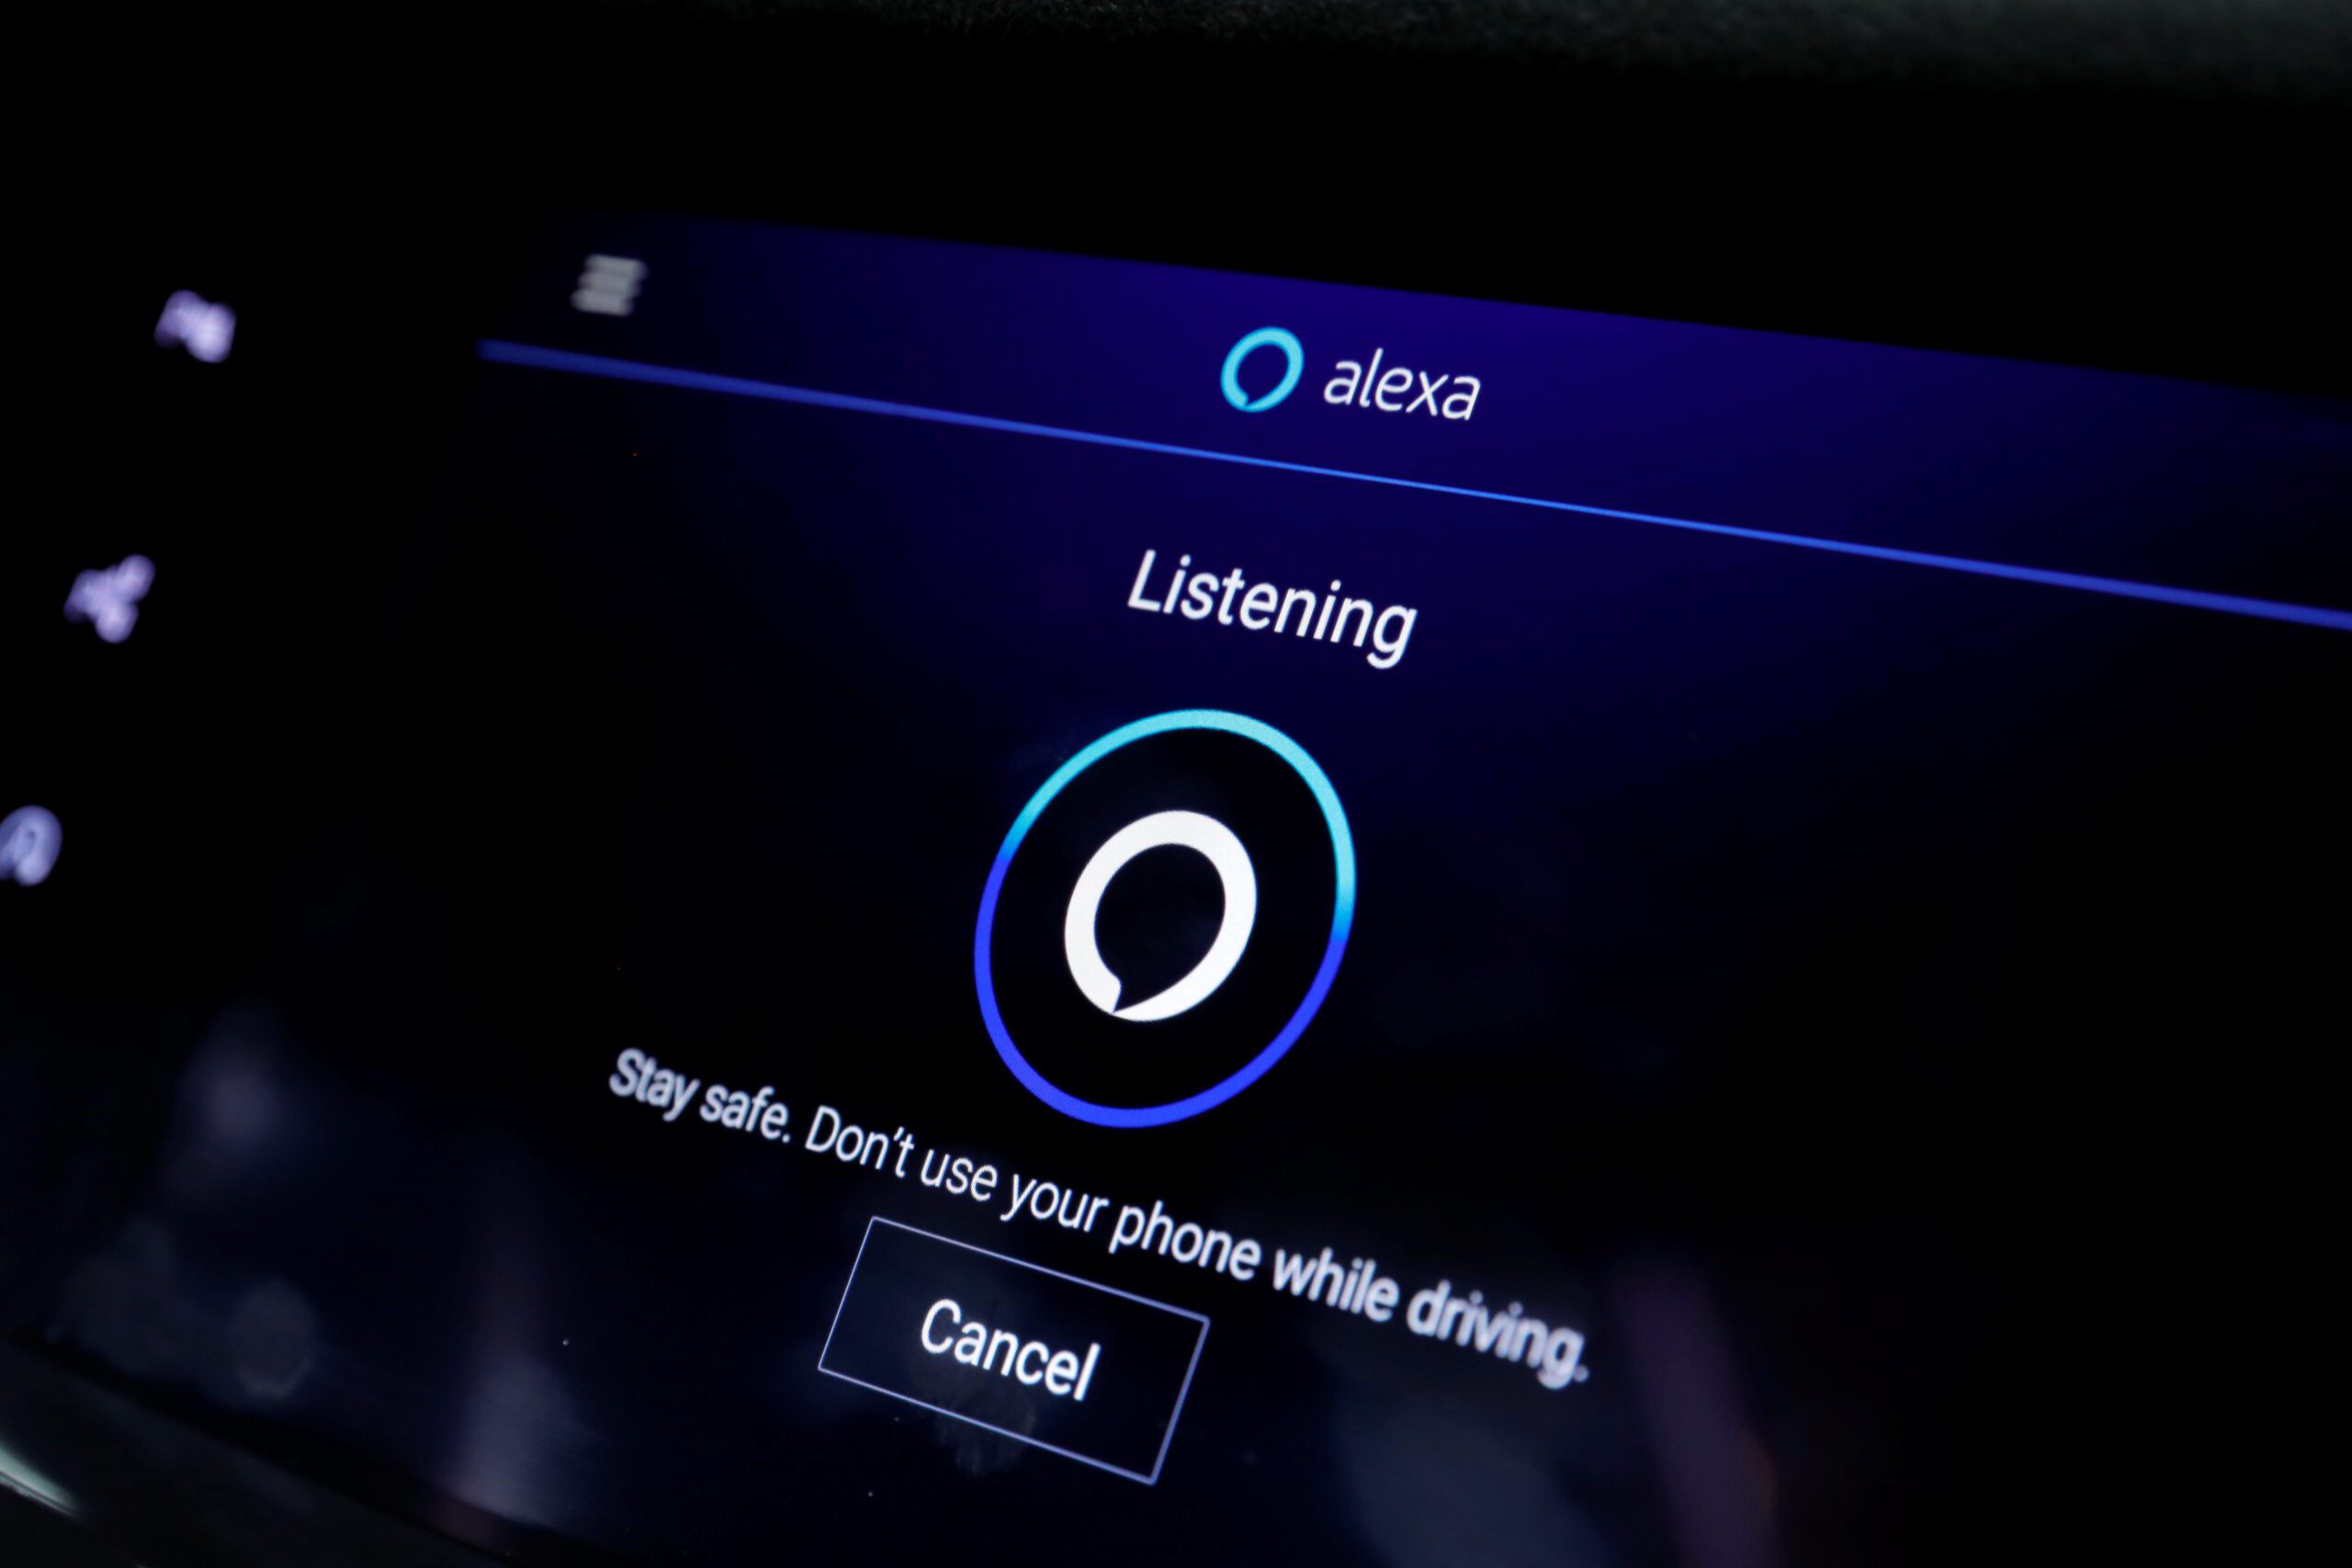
[{"left": 476, "top": 339, "right": 2352, "bottom": 635}]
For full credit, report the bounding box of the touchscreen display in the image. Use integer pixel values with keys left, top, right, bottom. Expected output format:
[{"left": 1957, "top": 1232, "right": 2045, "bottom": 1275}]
[{"left": 5, "top": 216, "right": 2347, "bottom": 1564}]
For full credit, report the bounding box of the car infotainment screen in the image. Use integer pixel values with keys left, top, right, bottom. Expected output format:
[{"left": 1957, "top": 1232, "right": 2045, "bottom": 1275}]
[{"left": 4, "top": 214, "right": 2346, "bottom": 1565}]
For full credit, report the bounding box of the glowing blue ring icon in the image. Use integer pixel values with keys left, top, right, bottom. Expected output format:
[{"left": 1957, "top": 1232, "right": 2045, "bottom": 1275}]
[
  {"left": 1219, "top": 327, "right": 1305, "bottom": 413},
  {"left": 975, "top": 710, "right": 1355, "bottom": 1128}
]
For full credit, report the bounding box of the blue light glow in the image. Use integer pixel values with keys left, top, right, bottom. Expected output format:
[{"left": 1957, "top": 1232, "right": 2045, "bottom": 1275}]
[{"left": 972, "top": 709, "right": 1355, "bottom": 1128}]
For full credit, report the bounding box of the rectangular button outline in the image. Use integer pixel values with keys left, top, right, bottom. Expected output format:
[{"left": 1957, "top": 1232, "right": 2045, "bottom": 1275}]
[{"left": 818, "top": 1214, "right": 1211, "bottom": 1485}]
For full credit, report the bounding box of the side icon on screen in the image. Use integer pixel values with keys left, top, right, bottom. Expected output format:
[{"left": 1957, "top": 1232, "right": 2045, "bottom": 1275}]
[{"left": 1, "top": 807, "right": 62, "bottom": 887}]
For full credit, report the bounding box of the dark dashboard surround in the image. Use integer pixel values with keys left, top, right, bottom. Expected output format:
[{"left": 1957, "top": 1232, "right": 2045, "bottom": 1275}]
[{"left": 39, "top": 0, "right": 2352, "bottom": 393}]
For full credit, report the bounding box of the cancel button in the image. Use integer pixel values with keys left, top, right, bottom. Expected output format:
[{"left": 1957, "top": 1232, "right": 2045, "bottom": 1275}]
[
  {"left": 820, "top": 1217, "right": 1209, "bottom": 1484},
  {"left": 919, "top": 1299, "right": 1102, "bottom": 1400}
]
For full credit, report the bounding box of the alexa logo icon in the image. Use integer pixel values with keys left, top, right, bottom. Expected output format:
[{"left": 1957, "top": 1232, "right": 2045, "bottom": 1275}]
[
  {"left": 1220, "top": 328, "right": 1305, "bottom": 413},
  {"left": 976, "top": 711, "right": 1354, "bottom": 1127},
  {"left": 1220, "top": 324, "right": 1483, "bottom": 420}
]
